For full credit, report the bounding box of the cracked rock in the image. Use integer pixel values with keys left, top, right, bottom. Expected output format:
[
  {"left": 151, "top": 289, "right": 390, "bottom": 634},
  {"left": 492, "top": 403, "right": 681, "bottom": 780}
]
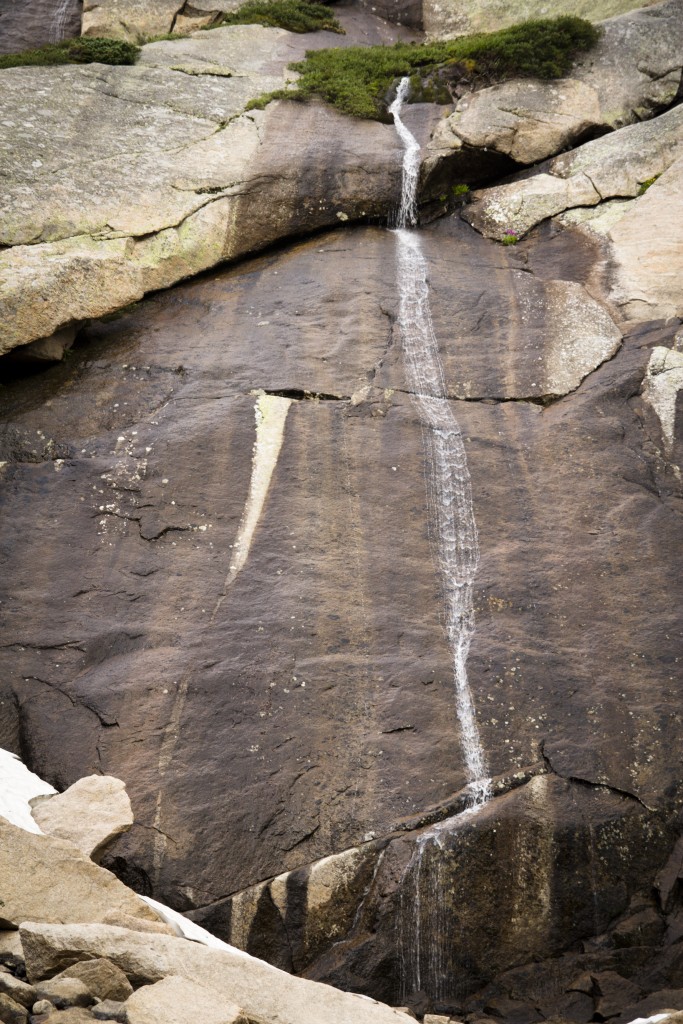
[{"left": 31, "top": 776, "right": 134, "bottom": 863}]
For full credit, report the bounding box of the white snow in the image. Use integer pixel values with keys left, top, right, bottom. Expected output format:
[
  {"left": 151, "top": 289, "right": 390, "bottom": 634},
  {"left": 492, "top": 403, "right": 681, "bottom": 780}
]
[{"left": 0, "top": 747, "right": 56, "bottom": 834}]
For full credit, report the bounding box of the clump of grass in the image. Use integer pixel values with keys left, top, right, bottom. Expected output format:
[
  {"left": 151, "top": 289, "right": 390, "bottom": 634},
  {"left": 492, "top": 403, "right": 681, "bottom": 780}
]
[
  {"left": 218, "top": 0, "right": 343, "bottom": 34},
  {"left": 0, "top": 36, "right": 140, "bottom": 69},
  {"left": 248, "top": 16, "right": 599, "bottom": 120},
  {"left": 637, "top": 174, "right": 660, "bottom": 195},
  {"left": 501, "top": 231, "right": 519, "bottom": 245}
]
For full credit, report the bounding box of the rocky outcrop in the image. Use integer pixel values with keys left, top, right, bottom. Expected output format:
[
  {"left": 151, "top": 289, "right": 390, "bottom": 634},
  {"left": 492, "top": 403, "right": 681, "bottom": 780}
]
[
  {"left": 3, "top": 2, "right": 682, "bottom": 355},
  {"left": 422, "top": 0, "right": 659, "bottom": 39},
  {"left": 31, "top": 775, "right": 134, "bottom": 860},
  {"left": 427, "top": 0, "right": 683, "bottom": 174},
  {"left": 0, "top": 0, "right": 82, "bottom": 56},
  {"left": 563, "top": 156, "right": 683, "bottom": 322},
  {"left": 462, "top": 103, "right": 683, "bottom": 241},
  {"left": 0, "top": 16, "right": 430, "bottom": 356},
  {"left": 20, "top": 922, "right": 416, "bottom": 1024},
  {"left": 81, "top": 0, "right": 187, "bottom": 40},
  {"left": 0, "top": 818, "right": 160, "bottom": 929}
]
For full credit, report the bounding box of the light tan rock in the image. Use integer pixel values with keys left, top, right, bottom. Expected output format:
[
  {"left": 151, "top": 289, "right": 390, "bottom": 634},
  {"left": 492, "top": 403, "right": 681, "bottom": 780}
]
[
  {"left": 124, "top": 976, "right": 252, "bottom": 1024},
  {"left": 449, "top": 79, "right": 602, "bottom": 164},
  {"left": 464, "top": 172, "right": 599, "bottom": 241},
  {"left": 603, "top": 156, "right": 683, "bottom": 322},
  {"left": 101, "top": 912, "right": 177, "bottom": 936},
  {"left": 423, "top": 0, "right": 658, "bottom": 40},
  {"left": 0, "top": 818, "right": 159, "bottom": 930},
  {"left": 0, "top": 974, "right": 36, "bottom": 1010},
  {"left": 0, "top": 25, "right": 403, "bottom": 355},
  {"left": 0, "top": 933, "right": 23, "bottom": 957},
  {"left": 463, "top": 103, "right": 683, "bottom": 240},
  {"left": 20, "top": 923, "right": 418, "bottom": 1024},
  {"left": 429, "top": 0, "right": 683, "bottom": 167},
  {"left": 35, "top": 977, "right": 94, "bottom": 1009},
  {"left": 54, "top": 960, "right": 133, "bottom": 1003},
  {"left": 31, "top": 776, "right": 134, "bottom": 862},
  {"left": 82, "top": 0, "right": 185, "bottom": 42},
  {"left": 0, "top": 993, "right": 27, "bottom": 1024}
]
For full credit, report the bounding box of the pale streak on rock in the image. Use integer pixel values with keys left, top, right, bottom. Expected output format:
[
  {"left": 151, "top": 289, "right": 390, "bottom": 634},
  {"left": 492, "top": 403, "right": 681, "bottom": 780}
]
[
  {"left": 642, "top": 346, "right": 683, "bottom": 457},
  {"left": 212, "top": 393, "right": 292, "bottom": 619}
]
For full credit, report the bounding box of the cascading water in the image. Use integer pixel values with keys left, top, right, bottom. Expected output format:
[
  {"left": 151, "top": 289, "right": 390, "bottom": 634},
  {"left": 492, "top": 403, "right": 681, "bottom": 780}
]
[
  {"left": 389, "top": 76, "right": 491, "bottom": 1001},
  {"left": 51, "top": 0, "right": 75, "bottom": 42}
]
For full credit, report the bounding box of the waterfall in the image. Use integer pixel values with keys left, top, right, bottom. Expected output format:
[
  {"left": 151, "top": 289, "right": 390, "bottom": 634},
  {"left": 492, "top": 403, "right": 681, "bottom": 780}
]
[
  {"left": 389, "top": 76, "right": 490, "bottom": 1001},
  {"left": 51, "top": 0, "right": 75, "bottom": 42}
]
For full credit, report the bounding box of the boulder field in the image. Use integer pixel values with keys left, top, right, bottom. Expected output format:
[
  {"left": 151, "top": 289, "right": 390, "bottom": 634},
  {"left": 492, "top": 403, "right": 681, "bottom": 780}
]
[{"left": 0, "top": 0, "right": 682, "bottom": 1020}]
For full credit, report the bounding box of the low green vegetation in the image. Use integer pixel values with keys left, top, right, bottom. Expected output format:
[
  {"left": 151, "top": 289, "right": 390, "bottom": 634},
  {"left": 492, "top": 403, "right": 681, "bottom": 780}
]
[
  {"left": 217, "top": 0, "right": 343, "bottom": 34},
  {"left": 501, "top": 231, "right": 519, "bottom": 245},
  {"left": 0, "top": 36, "right": 139, "bottom": 70},
  {"left": 248, "top": 16, "right": 600, "bottom": 120},
  {"left": 637, "top": 174, "right": 660, "bottom": 195}
]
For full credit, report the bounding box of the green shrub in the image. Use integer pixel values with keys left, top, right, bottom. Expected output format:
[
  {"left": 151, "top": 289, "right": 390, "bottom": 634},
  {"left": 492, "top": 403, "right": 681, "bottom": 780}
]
[
  {"left": 218, "top": 0, "right": 343, "bottom": 34},
  {"left": 250, "top": 16, "right": 599, "bottom": 120},
  {"left": 0, "top": 36, "right": 139, "bottom": 69},
  {"left": 501, "top": 231, "right": 519, "bottom": 245}
]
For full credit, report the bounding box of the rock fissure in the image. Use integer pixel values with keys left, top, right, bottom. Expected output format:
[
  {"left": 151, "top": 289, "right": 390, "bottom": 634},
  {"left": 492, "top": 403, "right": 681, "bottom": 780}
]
[{"left": 541, "top": 743, "right": 656, "bottom": 813}]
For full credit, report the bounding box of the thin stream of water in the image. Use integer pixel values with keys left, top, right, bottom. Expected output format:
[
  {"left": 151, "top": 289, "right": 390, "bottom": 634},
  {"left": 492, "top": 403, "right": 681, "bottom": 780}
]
[
  {"left": 389, "top": 76, "right": 491, "bottom": 1000},
  {"left": 51, "top": 0, "right": 74, "bottom": 42}
]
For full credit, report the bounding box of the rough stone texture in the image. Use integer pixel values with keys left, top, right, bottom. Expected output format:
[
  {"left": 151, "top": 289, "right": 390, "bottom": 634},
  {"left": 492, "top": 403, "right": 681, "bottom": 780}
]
[
  {"left": 599, "top": 157, "right": 683, "bottom": 323},
  {"left": 0, "top": 818, "right": 160, "bottom": 929},
  {"left": 42, "top": 1011, "right": 106, "bottom": 1024},
  {"left": 0, "top": 0, "right": 82, "bottom": 56},
  {"left": 20, "top": 923, "right": 418, "bottom": 1024},
  {"left": 31, "top": 776, "right": 134, "bottom": 861},
  {"left": 463, "top": 103, "right": 683, "bottom": 241},
  {"left": 0, "top": 993, "right": 28, "bottom": 1024},
  {"left": 53, "top": 960, "right": 133, "bottom": 1002},
  {"left": 0, "top": 13, "right": 428, "bottom": 355},
  {"left": 422, "top": 0, "right": 658, "bottom": 39},
  {"left": 34, "top": 978, "right": 94, "bottom": 1009},
  {"left": 81, "top": 0, "right": 184, "bottom": 41},
  {"left": 430, "top": 0, "right": 683, "bottom": 170},
  {"left": 0, "top": 976, "right": 36, "bottom": 1010},
  {"left": 124, "top": 975, "right": 251, "bottom": 1024},
  {"left": 100, "top": 913, "right": 176, "bottom": 936},
  {"left": 1, "top": 209, "right": 681, "bottom": 1014},
  {"left": 91, "top": 1000, "right": 127, "bottom": 1022},
  {"left": 449, "top": 79, "right": 603, "bottom": 165}
]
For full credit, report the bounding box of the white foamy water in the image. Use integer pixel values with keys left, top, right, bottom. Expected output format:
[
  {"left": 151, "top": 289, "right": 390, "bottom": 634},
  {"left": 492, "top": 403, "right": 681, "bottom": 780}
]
[
  {"left": 51, "top": 0, "right": 74, "bottom": 41},
  {"left": 389, "top": 78, "right": 490, "bottom": 808},
  {"left": 390, "top": 77, "right": 490, "bottom": 1001}
]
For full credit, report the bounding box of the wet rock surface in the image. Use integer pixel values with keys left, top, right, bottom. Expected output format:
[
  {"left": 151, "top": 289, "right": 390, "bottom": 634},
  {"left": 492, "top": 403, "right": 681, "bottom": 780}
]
[
  {"left": 0, "top": 0, "right": 82, "bottom": 56},
  {"left": 0, "top": 206, "right": 681, "bottom": 1012}
]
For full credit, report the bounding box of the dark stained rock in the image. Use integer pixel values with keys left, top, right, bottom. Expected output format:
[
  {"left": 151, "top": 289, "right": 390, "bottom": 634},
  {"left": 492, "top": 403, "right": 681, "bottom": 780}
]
[
  {"left": 0, "top": 213, "right": 681, "bottom": 1010},
  {"left": 0, "top": 0, "right": 82, "bottom": 56}
]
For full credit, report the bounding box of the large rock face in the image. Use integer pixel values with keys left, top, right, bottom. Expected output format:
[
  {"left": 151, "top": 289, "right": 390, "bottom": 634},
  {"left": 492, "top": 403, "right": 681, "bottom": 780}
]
[
  {"left": 1, "top": 202, "right": 681, "bottom": 1014},
  {"left": 1, "top": 0, "right": 682, "bottom": 1018},
  {"left": 0, "top": 14, "right": 427, "bottom": 356}
]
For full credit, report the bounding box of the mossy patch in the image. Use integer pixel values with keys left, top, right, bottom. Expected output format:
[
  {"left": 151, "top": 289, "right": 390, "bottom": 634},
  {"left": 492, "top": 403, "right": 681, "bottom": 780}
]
[
  {"left": 217, "top": 0, "right": 343, "bottom": 34},
  {"left": 0, "top": 37, "right": 140, "bottom": 70},
  {"left": 248, "top": 16, "right": 600, "bottom": 120},
  {"left": 637, "top": 175, "right": 660, "bottom": 195}
]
